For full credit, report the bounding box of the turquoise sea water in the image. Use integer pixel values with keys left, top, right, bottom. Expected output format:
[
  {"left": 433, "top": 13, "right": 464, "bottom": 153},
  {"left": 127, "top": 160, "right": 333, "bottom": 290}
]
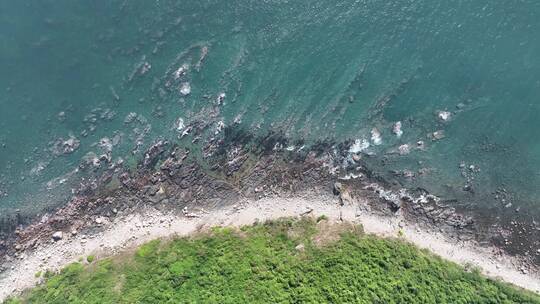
[{"left": 1, "top": 1, "right": 539, "bottom": 224}]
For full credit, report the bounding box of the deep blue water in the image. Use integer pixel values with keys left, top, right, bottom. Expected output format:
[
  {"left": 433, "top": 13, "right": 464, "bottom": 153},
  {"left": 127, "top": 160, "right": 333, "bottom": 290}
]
[{"left": 1, "top": 1, "right": 539, "bottom": 222}]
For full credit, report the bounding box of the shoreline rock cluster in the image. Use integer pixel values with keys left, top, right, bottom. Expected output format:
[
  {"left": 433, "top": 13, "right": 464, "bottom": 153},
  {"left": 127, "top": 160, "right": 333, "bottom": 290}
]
[{"left": 0, "top": 127, "right": 538, "bottom": 278}]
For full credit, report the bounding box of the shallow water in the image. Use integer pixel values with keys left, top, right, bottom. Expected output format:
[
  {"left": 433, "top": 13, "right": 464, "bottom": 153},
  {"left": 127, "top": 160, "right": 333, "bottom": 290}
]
[{"left": 1, "top": 1, "right": 539, "bottom": 224}]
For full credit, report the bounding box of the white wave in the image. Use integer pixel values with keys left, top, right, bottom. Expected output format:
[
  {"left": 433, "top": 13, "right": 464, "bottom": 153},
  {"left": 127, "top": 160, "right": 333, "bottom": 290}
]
[
  {"left": 349, "top": 138, "right": 370, "bottom": 153},
  {"left": 371, "top": 128, "right": 382, "bottom": 145}
]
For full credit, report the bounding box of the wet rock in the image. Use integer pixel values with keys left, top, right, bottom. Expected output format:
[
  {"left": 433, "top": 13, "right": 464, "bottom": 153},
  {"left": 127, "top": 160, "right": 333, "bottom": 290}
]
[
  {"left": 142, "top": 140, "right": 169, "bottom": 168},
  {"left": 226, "top": 153, "right": 249, "bottom": 176}
]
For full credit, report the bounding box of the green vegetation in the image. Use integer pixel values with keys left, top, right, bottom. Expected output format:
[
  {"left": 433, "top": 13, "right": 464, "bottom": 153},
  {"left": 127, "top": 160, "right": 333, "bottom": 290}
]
[
  {"left": 86, "top": 255, "right": 95, "bottom": 263},
  {"left": 4, "top": 218, "right": 539, "bottom": 303},
  {"left": 316, "top": 214, "right": 328, "bottom": 222}
]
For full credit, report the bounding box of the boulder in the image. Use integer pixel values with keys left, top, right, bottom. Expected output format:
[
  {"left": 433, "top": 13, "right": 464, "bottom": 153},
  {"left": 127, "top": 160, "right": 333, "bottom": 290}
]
[{"left": 52, "top": 231, "right": 63, "bottom": 241}]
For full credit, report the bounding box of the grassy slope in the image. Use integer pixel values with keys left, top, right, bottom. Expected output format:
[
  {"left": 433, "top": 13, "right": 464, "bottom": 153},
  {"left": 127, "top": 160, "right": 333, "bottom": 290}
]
[{"left": 5, "top": 218, "right": 540, "bottom": 304}]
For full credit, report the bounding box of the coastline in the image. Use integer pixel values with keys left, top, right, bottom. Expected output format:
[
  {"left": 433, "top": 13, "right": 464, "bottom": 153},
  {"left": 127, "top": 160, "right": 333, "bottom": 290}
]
[{"left": 1, "top": 192, "right": 538, "bottom": 301}]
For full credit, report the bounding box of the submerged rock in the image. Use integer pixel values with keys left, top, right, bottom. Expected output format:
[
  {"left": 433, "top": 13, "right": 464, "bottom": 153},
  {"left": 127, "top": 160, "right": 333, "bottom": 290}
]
[
  {"left": 173, "top": 64, "right": 189, "bottom": 80},
  {"left": 175, "top": 117, "right": 185, "bottom": 132},
  {"left": 430, "top": 130, "right": 445, "bottom": 141},
  {"left": 371, "top": 128, "right": 382, "bottom": 145},
  {"left": 398, "top": 144, "right": 410, "bottom": 155},
  {"left": 437, "top": 110, "right": 452, "bottom": 121},
  {"left": 392, "top": 121, "right": 403, "bottom": 137},
  {"left": 349, "top": 138, "right": 370, "bottom": 153},
  {"left": 124, "top": 112, "right": 137, "bottom": 124},
  {"left": 51, "top": 134, "right": 80, "bottom": 156},
  {"left": 216, "top": 92, "right": 226, "bottom": 105},
  {"left": 179, "top": 82, "right": 191, "bottom": 96},
  {"left": 142, "top": 140, "right": 169, "bottom": 168}
]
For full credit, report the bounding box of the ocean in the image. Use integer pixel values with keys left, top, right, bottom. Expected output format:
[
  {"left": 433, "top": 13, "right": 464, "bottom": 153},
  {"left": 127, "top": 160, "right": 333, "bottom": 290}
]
[{"left": 1, "top": 1, "right": 539, "bottom": 233}]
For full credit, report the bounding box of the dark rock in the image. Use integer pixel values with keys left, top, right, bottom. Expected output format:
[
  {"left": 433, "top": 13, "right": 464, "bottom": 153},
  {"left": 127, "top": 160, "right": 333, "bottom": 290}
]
[
  {"left": 333, "top": 182, "right": 343, "bottom": 195},
  {"left": 52, "top": 231, "right": 63, "bottom": 241}
]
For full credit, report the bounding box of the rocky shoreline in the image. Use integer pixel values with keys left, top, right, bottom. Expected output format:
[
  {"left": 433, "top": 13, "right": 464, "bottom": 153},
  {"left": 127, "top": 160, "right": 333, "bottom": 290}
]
[{"left": 0, "top": 128, "right": 539, "bottom": 297}]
